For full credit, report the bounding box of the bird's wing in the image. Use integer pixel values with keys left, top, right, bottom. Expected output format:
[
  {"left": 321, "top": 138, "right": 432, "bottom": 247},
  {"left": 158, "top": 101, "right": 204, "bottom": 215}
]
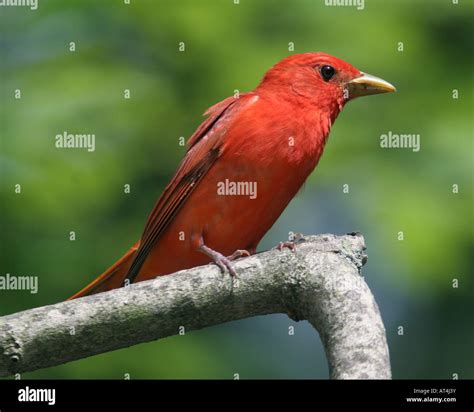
[{"left": 124, "top": 94, "right": 252, "bottom": 284}]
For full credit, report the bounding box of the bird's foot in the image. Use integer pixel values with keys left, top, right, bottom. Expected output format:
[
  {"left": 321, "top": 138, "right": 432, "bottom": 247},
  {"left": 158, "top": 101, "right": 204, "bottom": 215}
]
[
  {"left": 273, "top": 241, "right": 297, "bottom": 252},
  {"left": 199, "top": 244, "right": 239, "bottom": 278},
  {"left": 227, "top": 249, "right": 251, "bottom": 261},
  {"left": 273, "top": 232, "right": 306, "bottom": 252}
]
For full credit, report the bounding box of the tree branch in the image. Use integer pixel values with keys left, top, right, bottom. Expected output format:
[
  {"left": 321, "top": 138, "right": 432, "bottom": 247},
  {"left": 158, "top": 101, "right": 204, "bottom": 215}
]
[{"left": 0, "top": 233, "right": 391, "bottom": 379}]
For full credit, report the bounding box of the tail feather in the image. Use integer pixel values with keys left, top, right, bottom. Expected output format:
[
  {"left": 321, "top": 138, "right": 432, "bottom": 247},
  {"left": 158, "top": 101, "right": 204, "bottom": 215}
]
[{"left": 68, "top": 241, "right": 139, "bottom": 300}]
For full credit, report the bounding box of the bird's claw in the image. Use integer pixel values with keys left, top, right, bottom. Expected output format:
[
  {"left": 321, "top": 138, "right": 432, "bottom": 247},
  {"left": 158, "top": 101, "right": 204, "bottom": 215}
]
[
  {"left": 214, "top": 254, "right": 239, "bottom": 278},
  {"left": 224, "top": 261, "right": 239, "bottom": 278},
  {"left": 199, "top": 244, "right": 239, "bottom": 278},
  {"left": 273, "top": 241, "right": 297, "bottom": 252},
  {"left": 216, "top": 249, "right": 250, "bottom": 277},
  {"left": 227, "top": 249, "right": 250, "bottom": 261}
]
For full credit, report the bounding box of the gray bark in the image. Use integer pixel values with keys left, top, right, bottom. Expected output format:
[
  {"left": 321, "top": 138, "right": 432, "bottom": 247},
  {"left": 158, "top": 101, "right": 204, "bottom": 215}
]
[{"left": 0, "top": 233, "right": 391, "bottom": 379}]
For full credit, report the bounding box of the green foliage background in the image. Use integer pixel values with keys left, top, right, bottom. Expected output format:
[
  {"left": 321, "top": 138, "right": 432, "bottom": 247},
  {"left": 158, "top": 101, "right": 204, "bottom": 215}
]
[{"left": 1, "top": 0, "right": 472, "bottom": 378}]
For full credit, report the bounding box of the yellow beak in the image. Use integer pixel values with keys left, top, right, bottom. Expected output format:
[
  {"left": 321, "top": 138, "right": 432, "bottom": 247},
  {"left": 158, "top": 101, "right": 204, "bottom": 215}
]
[{"left": 347, "top": 72, "right": 396, "bottom": 99}]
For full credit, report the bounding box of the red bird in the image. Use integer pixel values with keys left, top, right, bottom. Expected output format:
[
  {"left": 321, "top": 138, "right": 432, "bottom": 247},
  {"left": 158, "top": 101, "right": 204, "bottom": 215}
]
[{"left": 70, "top": 53, "right": 395, "bottom": 299}]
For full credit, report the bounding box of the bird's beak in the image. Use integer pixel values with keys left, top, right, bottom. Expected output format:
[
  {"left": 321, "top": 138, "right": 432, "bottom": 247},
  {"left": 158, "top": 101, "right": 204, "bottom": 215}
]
[{"left": 347, "top": 72, "right": 396, "bottom": 99}]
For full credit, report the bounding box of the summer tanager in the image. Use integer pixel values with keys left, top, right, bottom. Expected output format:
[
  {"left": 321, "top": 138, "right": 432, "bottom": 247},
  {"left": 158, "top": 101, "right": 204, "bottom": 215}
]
[{"left": 70, "top": 53, "right": 395, "bottom": 299}]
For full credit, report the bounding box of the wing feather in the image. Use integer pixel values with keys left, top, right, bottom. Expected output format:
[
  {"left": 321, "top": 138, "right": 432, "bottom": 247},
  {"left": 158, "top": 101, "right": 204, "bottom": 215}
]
[{"left": 124, "top": 94, "right": 250, "bottom": 284}]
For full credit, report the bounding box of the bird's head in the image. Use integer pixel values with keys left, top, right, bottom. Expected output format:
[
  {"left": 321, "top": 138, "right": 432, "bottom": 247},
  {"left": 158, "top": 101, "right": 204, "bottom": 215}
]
[{"left": 257, "top": 52, "right": 396, "bottom": 113}]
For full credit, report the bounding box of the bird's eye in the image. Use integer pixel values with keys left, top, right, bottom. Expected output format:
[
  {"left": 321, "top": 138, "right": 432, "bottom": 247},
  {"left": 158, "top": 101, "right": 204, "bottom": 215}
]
[{"left": 320, "top": 65, "right": 336, "bottom": 81}]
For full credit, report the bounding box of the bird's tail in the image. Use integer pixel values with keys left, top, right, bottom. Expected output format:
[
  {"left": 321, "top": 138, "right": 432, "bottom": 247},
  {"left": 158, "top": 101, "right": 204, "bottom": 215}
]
[{"left": 67, "top": 241, "right": 139, "bottom": 300}]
